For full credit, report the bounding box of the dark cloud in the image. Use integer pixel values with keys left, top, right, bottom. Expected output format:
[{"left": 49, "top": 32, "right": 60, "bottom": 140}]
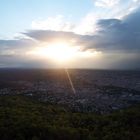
[
  {"left": 23, "top": 30, "right": 80, "bottom": 42},
  {"left": 0, "top": 39, "right": 35, "bottom": 48},
  {"left": 123, "top": 9, "right": 140, "bottom": 32},
  {"left": 0, "top": 38, "right": 36, "bottom": 55},
  {"left": 95, "top": 9, "right": 140, "bottom": 52}
]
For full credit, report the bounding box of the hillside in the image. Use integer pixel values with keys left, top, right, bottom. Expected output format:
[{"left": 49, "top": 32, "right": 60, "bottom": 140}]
[{"left": 0, "top": 95, "right": 139, "bottom": 140}]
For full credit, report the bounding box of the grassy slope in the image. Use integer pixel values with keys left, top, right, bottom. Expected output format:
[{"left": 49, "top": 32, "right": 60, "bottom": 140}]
[{"left": 0, "top": 95, "right": 139, "bottom": 140}]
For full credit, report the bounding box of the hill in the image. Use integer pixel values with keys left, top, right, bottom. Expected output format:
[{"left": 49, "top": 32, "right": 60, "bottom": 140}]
[{"left": 0, "top": 95, "right": 139, "bottom": 140}]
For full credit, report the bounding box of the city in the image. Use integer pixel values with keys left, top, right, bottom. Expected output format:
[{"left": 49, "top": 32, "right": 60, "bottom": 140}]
[{"left": 0, "top": 69, "right": 139, "bottom": 114}]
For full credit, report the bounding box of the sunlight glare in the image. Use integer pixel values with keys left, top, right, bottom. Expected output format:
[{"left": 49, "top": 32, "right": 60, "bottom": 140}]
[{"left": 34, "top": 43, "right": 78, "bottom": 62}]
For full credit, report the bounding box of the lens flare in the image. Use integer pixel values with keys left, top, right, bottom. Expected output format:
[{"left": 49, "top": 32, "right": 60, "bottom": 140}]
[{"left": 65, "top": 69, "right": 76, "bottom": 94}]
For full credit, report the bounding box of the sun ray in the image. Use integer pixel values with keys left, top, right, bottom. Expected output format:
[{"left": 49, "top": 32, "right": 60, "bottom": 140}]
[{"left": 65, "top": 69, "right": 76, "bottom": 94}]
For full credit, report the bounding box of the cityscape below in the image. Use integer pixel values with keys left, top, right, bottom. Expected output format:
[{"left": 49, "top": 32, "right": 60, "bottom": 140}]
[{"left": 0, "top": 69, "right": 139, "bottom": 114}]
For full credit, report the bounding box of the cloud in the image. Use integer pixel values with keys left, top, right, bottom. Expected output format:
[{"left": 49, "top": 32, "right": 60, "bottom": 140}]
[
  {"left": 0, "top": 38, "right": 37, "bottom": 57},
  {"left": 0, "top": 6, "right": 140, "bottom": 69},
  {"left": 23, "top": 8, "right": 140, "bottom": 69},
  {"left": 15, "top": 8, "right": 140, "bottom": 54},
  {"left": 24, "top": 8, "right": 140, "bottom": 53},
  {"left": 94, "top": 9, "right": 140, "bottom": 52},
  {"left": 0, "top": 38, "right": 42, "bottom": 67},
  {"left": 133, "top": 0, "right": 140, "bottom": 2},
  {"left": 94, "top": 0, "right": 120, "bottom": 8},
  {"left": 31, "top": 15, "right": 75, "bottom": 32},
  {"left": 30, "top": 1, "right": 140, "bottom": 35},
  {"left": 24, "top": 30, "right": 79, "bottom": 42},
  {"left": 31, "top": 14, "right": 98, "bottom": 35}
]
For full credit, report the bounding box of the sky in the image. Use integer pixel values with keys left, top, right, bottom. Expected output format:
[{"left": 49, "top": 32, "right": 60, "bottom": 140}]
[{"left": 0, "top": 0, "right": 140, "bottom": 69}]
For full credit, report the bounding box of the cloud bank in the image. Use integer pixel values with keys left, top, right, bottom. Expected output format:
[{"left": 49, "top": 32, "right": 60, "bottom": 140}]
[{"left": 0, "top": 5, "right": 140, "bottom": 69}]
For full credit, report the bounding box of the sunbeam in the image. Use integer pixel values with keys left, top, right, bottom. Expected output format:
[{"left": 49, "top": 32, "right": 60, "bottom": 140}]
[{"left": 65, "top": 69, "right": 76, "bottom": 94}]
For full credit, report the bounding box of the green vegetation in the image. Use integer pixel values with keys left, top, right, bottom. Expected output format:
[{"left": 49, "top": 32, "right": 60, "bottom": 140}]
[{"left": 0, "top": 95, "right": 139, "bottom": 140}]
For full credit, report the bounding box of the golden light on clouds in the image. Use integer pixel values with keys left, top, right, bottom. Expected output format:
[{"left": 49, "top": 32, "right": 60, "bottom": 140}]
[
  {"left": 30, "top": 42, "right": 78, "bottom": 62},
  {"left": 28, "top": 41, "right": 102, "bottom": 65}
]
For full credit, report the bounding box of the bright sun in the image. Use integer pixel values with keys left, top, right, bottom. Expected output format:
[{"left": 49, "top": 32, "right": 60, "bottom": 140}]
[
  {"left": 28, "top": 42, "right": 102, "bottom": 65},
  {"left": 33, "top": 42, "right": 78, "bottom": 62}
]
